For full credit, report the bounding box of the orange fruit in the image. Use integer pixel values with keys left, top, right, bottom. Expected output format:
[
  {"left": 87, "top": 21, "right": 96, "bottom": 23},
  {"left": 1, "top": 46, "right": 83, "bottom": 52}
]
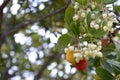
[{"left": 66, "top": 50, "right": 76, "bottom": 65}]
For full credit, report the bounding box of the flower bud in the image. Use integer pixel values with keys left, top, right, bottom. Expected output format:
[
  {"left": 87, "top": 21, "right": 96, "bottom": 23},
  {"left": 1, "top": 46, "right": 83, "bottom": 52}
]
[
  {"left": 96, "top": 52, "right": 103, "bottom": 57},
  {"left": 81, "top": 12, "right": 86, "bottom": 18},
  {"left": 103, "top": 26, "right": 108, "bottom": 31},
  {"left": 73, "top": 14, "right": 79, "bottom": 21},
  {"left": 64, "top": 48, "right": 68, "bottom": 53},
  {"left": 90, "top": 21, "right": 95, "bottom": 28},
  {"left": 94, "top": 24, "right": 99, "bottom": 30},
  {"left": 74, "top": 5, "right": 79, "bottom": 10},
  {"left": 87, "top": 8, "right": 91, "bottom": 13},
  {"left": 91, "top": 13, "right": 96, "bottom": 19},
  {"left": 91, "top": 4, "right": 95, "bottom": 9},
  {"left": 102, "top": 13, "right": 107, "bottom": 19},
  {"left": 69, "top": 46, "right": 74, "bottom": 51}
]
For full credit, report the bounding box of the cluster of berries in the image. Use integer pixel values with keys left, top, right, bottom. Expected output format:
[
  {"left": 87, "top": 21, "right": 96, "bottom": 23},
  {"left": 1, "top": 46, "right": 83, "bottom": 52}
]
[{"left": 64, "top": 41, "right": 103, "bottom": 70}]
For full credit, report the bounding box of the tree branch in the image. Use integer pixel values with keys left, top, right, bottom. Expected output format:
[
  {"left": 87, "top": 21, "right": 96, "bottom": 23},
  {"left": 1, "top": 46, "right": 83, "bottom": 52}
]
[
  {"left": 0, "top": 0, "right": 10, "bottom": 27},
  {"left": 34, "top": 53, "right": 60, "bottom": 80},
  {"left": 0, "top": 0, "right": 71, "bottom": 48},
  {"left": 0, "top": 0, "right": 11, "bottom": 47},
  {"left": 8, "top": 0, "right": 71, "bottom": 35},
  {"left": 0, "top": 0, "right": 10, "bottom": 11}
]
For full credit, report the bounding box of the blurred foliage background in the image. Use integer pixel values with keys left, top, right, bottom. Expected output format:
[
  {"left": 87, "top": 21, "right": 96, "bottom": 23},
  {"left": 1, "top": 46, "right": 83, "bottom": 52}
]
[{"left": 0, "top": 0, "right": 120, "bottom": 80}]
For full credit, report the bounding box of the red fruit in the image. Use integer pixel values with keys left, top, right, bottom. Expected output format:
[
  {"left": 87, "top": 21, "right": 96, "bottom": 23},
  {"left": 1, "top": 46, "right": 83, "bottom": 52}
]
[
  {"left": 75, "top": 59, "right": 88, "bottom": 71},
  {"left": 101, "top": 38, "right": 110, "bottom": 48}
]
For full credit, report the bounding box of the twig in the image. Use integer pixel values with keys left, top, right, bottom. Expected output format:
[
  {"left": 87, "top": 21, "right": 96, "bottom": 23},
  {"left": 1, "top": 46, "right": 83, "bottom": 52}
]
[
  {"left": 8, "top": 0, "right": 71, "bottom": 35},
  {"left": 0, "top": 0, "right": 10, "bottom": 12},
  {"left": 34, "top": 53, "right": 60, "bottom": 80}
]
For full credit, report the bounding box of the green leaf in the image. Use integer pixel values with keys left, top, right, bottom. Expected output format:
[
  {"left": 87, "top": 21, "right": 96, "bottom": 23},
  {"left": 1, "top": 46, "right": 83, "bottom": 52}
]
[
  {"left": 104, "top": 0, "right": 117, "bottom": 4},
  {"left": 113, "top": 5, "right": 120, "bottom": 13},
  {"left": 115, "top": 44, "right": 120, "bottom": 60},
  {"left": 93, "top": 57, "right": 101, "bottom": 67},
  {"left": 86, "top": 12, "right": 91, "bottom": 28},
  {"left": 102, "top": 60, "right": 114, "bottom": 73},
  {"left": 96, "top": 67, "right": 115, "bottom": 80},
  {"left": 107, "top": 60, "right": 120, "bottom": 68},
  {"left": 102, "top": 43, "right": 115, "bottom": 56},
  {"left": 90, "top": 29, "right": 106, "bottom": 39},
  {"left": 69, "top": 21, "right": 81, "bottom": 36},
  {"left": 112, "top": 65, "right": 120, "bottom": 75},
  {"left": 65, "top": 5, "right": 74, "bottom": 25},
  {"left": 75, "top": 0, "right": 88, "bottom": 5},
  {"left": 56, "top": 33, "right": 73, "bottom": 52}
]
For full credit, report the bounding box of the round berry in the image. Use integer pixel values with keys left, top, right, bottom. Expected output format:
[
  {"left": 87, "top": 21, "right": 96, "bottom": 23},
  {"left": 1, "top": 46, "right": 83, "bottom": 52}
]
[
  {"left": 75, "top": 59, "right": 88, "bottom": 70},
  {"left": 66, "top": 50, "right": 76, "bottom": 65},
  {"left": 101, "top": 38, "right": 110, "bottom": 48}
]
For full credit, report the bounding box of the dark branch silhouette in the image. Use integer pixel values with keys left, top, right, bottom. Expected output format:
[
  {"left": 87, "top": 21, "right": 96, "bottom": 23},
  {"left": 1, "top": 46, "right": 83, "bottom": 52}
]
[{"left": 0, "top": 0, "right": 71, "bottom": 48}]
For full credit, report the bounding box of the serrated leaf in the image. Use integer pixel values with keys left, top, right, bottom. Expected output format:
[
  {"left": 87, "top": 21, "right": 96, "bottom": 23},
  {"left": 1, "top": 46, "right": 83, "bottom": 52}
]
[
  {"left": 104, "top": 0, "right": 117, "bottom": 4},
  {"left": 96, "top": 67, "right": 115, "bottom": 80},
  {"left": 56, "top": 33, "right": 73, "bottom": 52}
]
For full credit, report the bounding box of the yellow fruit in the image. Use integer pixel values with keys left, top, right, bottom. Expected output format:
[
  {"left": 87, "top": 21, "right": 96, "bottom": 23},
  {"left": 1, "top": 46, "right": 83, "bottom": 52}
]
[
  {"left": 66, "top": 50, "right": 76, "bottom": 65},
  {"left": 95, "top": 74, "right": 103, "bottom": 80}
]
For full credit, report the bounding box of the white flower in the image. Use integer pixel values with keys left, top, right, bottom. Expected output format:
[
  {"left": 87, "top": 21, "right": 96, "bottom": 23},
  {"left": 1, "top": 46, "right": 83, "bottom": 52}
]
[
  {"left": 107, "top": 21, "right": 113, "bottom": 27},
  {"left": 110, "top": 28, "right": 114, "bottom": 32},
  {"left": 96, "top": 19, "right": 101, "bottom": 23},
  {"left": 97, "top": 46, "right": 102, "bottom": 51},
  {"left": 73, "top": 14, "right": 79, "bottom": 21},
  {"left": 96, "top": 52, "right": 103, "bottom": 57},
  {"left": 91, "top": 4, "right": 95, "bottom": 9},
  {"left": 113, "top": 18, "right": 118, "bottom": 23},
  {"left": 97, "top": 41, "right": 102, "bottom": 46},
  {"left": 84, "top": 51, "right": 89, "bottom": 56},
  {"left": 91, "top": 13, "right": 96, "bottom": 19},
  {"left": 102, "top": 13, "right": 107, "bottom": 19},
  {"left": 74, "top": 2, "right": 79, "bottom": 6},
  {"left": 91, "top": 52, "right": 96, "bottom": 59},
  {"left": 108, "top": 12, "right": 115, "bottom": 17},
  {"left": 87, "top": 8, "right": 91, "bottom": 13},
  {"left": 103, "top": 26, "right": 108, "bottom": 31},
  {"left": 82, "top": 47, "right": 88, "bottom": 51},
  {"left": 75, "top": 58, "right": 80, "bottom": 63},
  {"left": 69, "top": 46, "right": 74, "bottom": 51},
  {"left": 94, "top": 24, "right": 99, "bottom": 30},
  {"left": 91, "top": 44, "right": 97, "bottom": 50},
  {"left": 90, "top": 21, "right": 95, "bottom": 28},
  {"left": 74, "top": 2, "right": 79, "bottom": 10},
  {"left": 64, "top": 48, "right": 68, "bottom": 53},
  {"left": 81, "top": 12, "right": 86, "bottom": 18},
  {"left": 74, "top": 53, "right": 83, "bottom": 63}
]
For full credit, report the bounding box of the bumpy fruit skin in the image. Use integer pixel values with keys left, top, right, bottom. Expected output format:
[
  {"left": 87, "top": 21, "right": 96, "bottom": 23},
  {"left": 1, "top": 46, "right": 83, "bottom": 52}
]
[
  {"left": 66, "top": 50, "right": 76, "bottom": 65},
  {"left": 75, "top": 59, "right": 88, "bottom": 70},
  {"left": 95, "top": 74, "right": 103, "bottom": 80},
  {"left": 101, "top": 38, "right": 110, "bottom": 48}
]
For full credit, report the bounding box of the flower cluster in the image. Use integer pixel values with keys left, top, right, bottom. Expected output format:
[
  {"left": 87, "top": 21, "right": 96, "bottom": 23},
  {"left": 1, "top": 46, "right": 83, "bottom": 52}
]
[
  {"left": 73, "top": 1, "right": 118, "bottom": 32},
  {"left": 65, "top": 41, "right": 102, "bottom": 64},
  {"left": 73, "top": 2, "right": 96, "bottom": 21}
]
